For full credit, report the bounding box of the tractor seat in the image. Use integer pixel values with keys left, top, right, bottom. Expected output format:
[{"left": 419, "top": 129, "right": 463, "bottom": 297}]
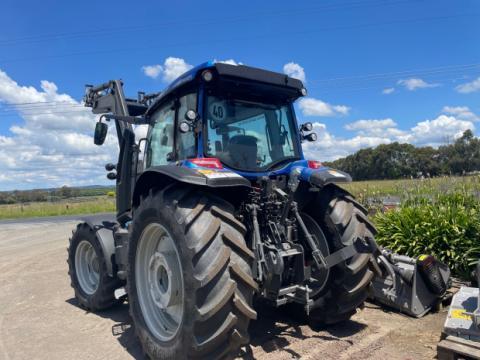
[{"left": 227, "top": 135, "right": 258, "bottom": 170}]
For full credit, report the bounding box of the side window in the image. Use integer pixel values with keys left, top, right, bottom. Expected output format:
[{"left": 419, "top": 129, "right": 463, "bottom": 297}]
[
  {"left": 176, "top": 93, "right": 197, "bottom": 160},
  {"left": 277, "top": 108, "right": 295, "bottom": 157},
  {"left": 146, "top": 103, "right": 175, "bottom": 167}
]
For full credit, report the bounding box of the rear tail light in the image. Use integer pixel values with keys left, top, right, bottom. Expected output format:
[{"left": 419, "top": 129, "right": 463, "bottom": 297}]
[
  {"left": 189, "top": 158, "right": 223, "bottom": 169},
  {"left": 308, "top": 160, "right": 323, "bottom": 169}
]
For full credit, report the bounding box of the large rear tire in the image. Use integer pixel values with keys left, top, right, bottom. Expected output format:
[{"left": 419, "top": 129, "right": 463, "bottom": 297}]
[
  {"left": 127, "top": 185, "right": 257, "bottom": 359},
  {"left": 67, "top": 223, "right": 121, "bottom": 311},
  {"left": 304, "top": 185, "right": 375, "bottom": 324}
]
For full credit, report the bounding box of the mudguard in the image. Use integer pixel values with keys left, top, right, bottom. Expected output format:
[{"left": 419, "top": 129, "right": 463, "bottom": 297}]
[
  {"left": 299, "top": 166, "right": 352, "bottom": 187},
  {"left": 132, "top": 165, "right": 250, "bottom": 207},
  {"left": 81, "top": 214, "right": 117, "bottom": 277}
]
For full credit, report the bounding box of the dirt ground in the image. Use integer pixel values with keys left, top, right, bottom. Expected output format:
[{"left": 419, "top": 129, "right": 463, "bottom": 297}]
[{"left": 0, "top": 219, "right": 446, "bottom": 360}]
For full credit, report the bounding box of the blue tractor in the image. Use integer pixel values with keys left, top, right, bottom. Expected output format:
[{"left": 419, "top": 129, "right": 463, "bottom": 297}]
[{"left": 67, "top": 62, "right": 378, "bottom": 359}]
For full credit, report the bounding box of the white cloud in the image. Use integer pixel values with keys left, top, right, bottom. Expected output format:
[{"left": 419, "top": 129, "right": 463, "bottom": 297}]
[
  {"left": 142, "top": 65, "right": 162, "bottom": 79},
  {"left": 455, "top": 77, "right": 480, "bottom": 94},
  {"left": 302, "top": 113, "right": 475, "bottom": 161},
  {"left": 345, "top": 118, "right": 397, "bottom": 131},
  {"left": 142, "top": 57, "right": 193, "bottom": 83},
  {"left": 283, "top": 62, "right": 306, "bottom": 83},
  {"left": 215, "top": 59, "right": 242, "bottom": 66},
  {"left": 397, "top": 78, "right": 439, "bottom": 91},
  {"left": 162, "top": 57, "right": 193, "bottom": 82},
  {"left": 302, "top": 122, "right": 392, "bottom": 161},
  {"left": 442, "top": 106, "right": 479, "bottom": 121},
  {"left": 382, "top": 87, "right": 395, "bottom": 94},
  {"left": 299, "top": 97, "right": 349, "bottom": 117},
  {"left": 0, "top": 69, "right": 123, "bottom": 190},
  {"left": 407, "top": 115, "right": 474, "bottom": 146}
]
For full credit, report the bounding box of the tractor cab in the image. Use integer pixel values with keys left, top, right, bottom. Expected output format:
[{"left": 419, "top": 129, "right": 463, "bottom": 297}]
[{"left": 142, "top": 62, "right": 315, "bottom": 177}]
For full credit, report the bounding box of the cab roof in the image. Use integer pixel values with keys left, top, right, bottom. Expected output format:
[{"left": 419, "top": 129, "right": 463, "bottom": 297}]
[{"left": 147, "top": 61, "right": 306, "bottom": 114}]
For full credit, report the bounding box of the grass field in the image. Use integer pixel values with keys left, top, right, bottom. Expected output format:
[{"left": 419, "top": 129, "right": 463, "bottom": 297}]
[
  {"left": 341, "top": 175, "right": 480, "bottom": 207},
  {"left": 0, "top": 196, "right": 115, "bottom": 220},
  {"left": 1, "top": 175, "right": 479, "bottom": 220}
]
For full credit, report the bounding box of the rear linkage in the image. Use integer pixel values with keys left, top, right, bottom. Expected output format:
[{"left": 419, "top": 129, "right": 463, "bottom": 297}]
[{"left": 240, "top": 169, "right": 376, "bottom": 313}]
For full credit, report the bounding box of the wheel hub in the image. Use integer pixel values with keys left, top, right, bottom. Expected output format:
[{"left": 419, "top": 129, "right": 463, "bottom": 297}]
[
  {"left": 75, "top": 240, "right": 100, "bottom": 295},
  {"left": 147, "top": 247, "right": 181, "bottom": 309},
  {"left": 135, "top": 224, "right": 185, "bottom": 342}
]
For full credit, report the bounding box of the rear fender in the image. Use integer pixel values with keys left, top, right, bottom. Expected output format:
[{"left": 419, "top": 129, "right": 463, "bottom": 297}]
[
  {"left": 132, "top": 165, "right": 251, "bottom": 208},
  {"left": 299, "top": 166, "right": 352, "bottom": 188},
  {"left": 81, "top": 215, "right": 117, "bottom": 277}
]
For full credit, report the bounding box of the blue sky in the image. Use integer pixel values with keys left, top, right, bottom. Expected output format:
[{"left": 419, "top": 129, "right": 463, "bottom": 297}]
[{"left": 0, "top": 0, "right": 479, "bottom": 190}]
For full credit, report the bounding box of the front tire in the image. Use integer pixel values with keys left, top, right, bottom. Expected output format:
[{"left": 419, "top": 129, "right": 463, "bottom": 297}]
[
  {"left": 304, "top": 185, "right": 375, "bottom": 324},
  {"left": 127, "top": 185, "right": 257, "bottom": 359},
  {"left": 67, "top": 223, "right": 121, "bottom": 311}
]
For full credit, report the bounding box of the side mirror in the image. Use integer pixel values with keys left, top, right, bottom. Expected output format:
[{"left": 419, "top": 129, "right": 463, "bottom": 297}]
[{"left": 94, "top": 122, "right": 108, "bottom": 145}]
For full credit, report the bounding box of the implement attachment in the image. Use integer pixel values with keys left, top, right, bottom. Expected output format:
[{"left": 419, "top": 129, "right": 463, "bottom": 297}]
[{"left": 370, "top": 248, "right": 451, "bottom": 317}]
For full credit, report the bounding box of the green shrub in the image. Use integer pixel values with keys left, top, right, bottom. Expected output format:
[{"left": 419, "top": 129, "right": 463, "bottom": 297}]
[{"left": 374, "top": 193, "right": 480, "bottom": 279}]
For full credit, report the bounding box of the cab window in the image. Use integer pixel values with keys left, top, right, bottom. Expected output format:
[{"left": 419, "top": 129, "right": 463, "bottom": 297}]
[{"left": 146, "top": 102, "right": 175, "bottom": 167}]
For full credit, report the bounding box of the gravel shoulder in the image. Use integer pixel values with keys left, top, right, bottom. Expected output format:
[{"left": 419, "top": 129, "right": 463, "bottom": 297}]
[{"left": 0, "top": 220, "right": 446, "bottom": 360}]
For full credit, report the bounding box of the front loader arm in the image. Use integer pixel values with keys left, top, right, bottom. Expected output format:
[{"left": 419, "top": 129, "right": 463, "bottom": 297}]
[
  {"left": 84, "top": 80, "right": 135, "bottom": 145},
  {"left": 84, "top": 80, "right": 156, "bottom": 223}
]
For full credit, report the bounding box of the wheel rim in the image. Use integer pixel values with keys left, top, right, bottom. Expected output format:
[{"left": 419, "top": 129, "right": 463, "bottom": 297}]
[
  {"left": 135, "top": 223, "right": 184, "bottom": 342},
  {"left": 75, "top": 240, "right": 100, "bottom": 295}
]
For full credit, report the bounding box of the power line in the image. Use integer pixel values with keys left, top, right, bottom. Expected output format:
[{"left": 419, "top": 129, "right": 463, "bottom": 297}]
[
  {"left": 1, "top": 12, "right": 476, "bottom": 64},
  {"left": 0, "top": 0, "right": 418, "bottom": 47},
  {"left": 308, "top": 63, "right": 480, "bottom": 84},
  {"left": 0, "top": 110, "right": 92, "bottom": 119},
  {"left": 0, "top": 100, "right": 75, "bottom": 106},
  {"left": 308, "top": 74, "right": 479, "bottom": 91},
  {"left": 0, "top": 104, "right": 84, "bottom": 111},
  {"left": 310, "top": 76, "right": 473, "bottom": 94},
  {"left": 0, "top": 104, "right": 86, "bottom": 115},
  {"left": 0, "top": 61, "right": 478, "bottom": 114},
  {"left": 0, "top": 75, "right": 474, "bottom": 116}
]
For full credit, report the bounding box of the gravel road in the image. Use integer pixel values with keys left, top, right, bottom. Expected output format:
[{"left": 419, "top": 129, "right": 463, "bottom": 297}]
[{"left": 0, "top": 219, "right": 446, "bottom": 360}]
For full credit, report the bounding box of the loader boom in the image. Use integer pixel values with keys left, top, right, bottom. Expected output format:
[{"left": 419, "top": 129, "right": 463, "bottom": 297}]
[
  {"left": 84, "top": 80, "right": 151, "bottom": 144},
  {"left": 84, "top": 80, "right": 154, "bottom": 221}
]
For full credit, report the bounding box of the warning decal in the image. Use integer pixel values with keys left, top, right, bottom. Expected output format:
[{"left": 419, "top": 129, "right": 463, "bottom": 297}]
[{"left": 197, "top": 169, "right": 242, "bottom": 179}]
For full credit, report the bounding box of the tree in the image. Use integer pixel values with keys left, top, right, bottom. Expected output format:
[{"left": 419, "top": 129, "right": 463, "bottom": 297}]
[{"left": 325, "top": 131, "right": 480, "bottom": 180}]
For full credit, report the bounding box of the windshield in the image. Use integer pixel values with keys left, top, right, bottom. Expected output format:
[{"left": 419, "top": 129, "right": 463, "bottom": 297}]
[{"left": 205, "top": 95, "right": 300, "bottom": 171}]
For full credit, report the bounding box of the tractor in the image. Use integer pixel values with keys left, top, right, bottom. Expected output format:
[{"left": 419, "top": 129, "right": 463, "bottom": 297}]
[{"left": 67, "top": 62, "right": 378, "bottom": 359}]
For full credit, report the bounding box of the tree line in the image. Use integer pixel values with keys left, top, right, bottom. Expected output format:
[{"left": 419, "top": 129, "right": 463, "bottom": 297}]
[
  {"left": 0, "top": 186, "right": 114, "bottom": 205},
  {"left": 324, "top": 130, "right": 480, "bottom": 180},
  {"left": 0, "top": 186, "right": 80, "bottom": 205}
]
